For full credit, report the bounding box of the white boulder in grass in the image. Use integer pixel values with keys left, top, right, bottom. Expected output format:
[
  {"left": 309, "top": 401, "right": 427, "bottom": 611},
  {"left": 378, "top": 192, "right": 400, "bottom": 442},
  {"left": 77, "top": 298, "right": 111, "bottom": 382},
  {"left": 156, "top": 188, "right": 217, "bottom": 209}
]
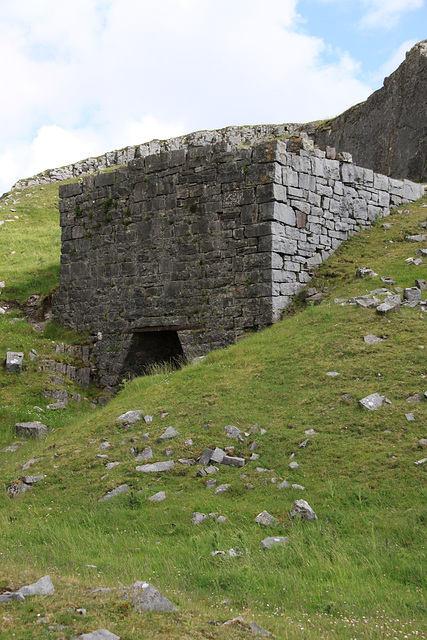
[
  {"left": 290, "top": 499, "right": 317, "bottom": 522},
  {"left": 255, "top": 510, "right": 280, "bottom": 527},
  {"left": 358, "top": 393, "right": 387, "bottom": 410},
  {"left": 116, "top": 410, "right": 144, "bottom": 424},
  {"left": 71, "top": 631, "right": 120, "bottom": 640},
  {"left": 17, "top": 575, "right": 55, "bottom": 596},
  {"left": 123, "top": 580, "right": 177, "bottom": 612}
]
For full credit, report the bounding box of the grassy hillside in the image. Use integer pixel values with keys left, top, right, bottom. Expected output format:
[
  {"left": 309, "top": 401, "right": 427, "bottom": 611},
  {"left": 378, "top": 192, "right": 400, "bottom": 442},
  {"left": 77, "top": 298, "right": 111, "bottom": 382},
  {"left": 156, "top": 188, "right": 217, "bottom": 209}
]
[{"left": 0, "top": 181, "right": 426, "bottom": 639}]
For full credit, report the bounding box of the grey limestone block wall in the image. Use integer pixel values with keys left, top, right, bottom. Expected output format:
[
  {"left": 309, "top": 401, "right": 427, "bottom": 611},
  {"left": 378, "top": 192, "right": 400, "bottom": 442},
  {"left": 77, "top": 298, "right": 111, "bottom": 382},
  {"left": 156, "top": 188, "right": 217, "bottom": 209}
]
[
  {"left": 53, "top": 139, "right": 424, "bottom": 388},
  {"left": 263, "top": 141, "right": 424, "bottom": 319}
]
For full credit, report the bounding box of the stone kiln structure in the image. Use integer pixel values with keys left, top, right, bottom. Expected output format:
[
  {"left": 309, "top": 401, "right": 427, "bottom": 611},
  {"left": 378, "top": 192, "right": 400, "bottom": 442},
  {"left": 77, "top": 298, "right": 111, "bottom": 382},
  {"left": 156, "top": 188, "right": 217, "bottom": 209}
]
[{"left": 54, "top": 139, "right": 424, "bottom": 388}]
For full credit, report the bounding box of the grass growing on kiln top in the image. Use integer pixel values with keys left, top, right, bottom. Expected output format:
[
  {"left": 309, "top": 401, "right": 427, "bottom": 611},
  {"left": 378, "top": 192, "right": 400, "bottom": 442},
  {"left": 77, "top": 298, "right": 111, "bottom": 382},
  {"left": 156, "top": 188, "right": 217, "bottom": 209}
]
[{"left": 0, "top": 182, "right": 426, "bottom": 638}]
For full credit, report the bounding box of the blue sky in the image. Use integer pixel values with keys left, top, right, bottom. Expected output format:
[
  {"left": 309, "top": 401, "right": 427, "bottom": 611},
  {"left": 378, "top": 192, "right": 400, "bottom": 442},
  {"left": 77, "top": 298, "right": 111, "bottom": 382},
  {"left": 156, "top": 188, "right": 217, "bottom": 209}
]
[{"left": 0, "top": 0, "right": 425, "bottom": 195}]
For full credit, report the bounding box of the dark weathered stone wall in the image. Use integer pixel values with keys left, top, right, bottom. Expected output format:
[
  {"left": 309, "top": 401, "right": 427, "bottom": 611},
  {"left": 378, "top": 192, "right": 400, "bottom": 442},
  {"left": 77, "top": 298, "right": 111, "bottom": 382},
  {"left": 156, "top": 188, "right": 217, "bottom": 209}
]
[
  {"left": 53, "top": 140, "right": 424, "bottom": 389},
  {"left": 54, "top": 142, "right": 278, "bottom": 387},
  {"left": 307, "top": 41, "right": 427, "bottom": 182}
]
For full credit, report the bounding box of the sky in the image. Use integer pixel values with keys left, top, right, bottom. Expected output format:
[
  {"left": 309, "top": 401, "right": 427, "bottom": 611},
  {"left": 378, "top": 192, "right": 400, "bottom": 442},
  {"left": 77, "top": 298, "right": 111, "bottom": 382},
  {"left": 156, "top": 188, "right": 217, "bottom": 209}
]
[{"left": 0, "top": 0, "right": 425, "bottom": 196}]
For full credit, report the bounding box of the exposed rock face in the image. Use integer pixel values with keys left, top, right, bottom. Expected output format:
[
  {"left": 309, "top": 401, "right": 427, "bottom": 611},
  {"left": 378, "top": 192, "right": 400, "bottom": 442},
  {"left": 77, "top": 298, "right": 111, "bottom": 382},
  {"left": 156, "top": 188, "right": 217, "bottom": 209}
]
[
  {"left": 5, "top": 41, "right": 425, "bottom": 203},
  {"left": 308, "top": 41, "right": 427, "bottom": 182}
]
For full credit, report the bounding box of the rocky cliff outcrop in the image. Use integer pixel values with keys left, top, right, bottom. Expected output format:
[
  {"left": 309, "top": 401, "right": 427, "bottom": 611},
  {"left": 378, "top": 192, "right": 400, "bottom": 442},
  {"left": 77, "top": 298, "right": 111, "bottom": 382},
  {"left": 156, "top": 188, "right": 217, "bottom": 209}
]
[
  {"left": 306, "top": 41, "right": 427, "bottom": 183},
  {"left": 7, "top": 41, "right": 426, "bottom": 195}
]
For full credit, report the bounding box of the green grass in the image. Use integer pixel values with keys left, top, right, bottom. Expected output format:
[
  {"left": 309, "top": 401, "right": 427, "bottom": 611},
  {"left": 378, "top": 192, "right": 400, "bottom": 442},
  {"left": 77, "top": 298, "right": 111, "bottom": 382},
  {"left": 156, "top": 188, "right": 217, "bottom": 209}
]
[
  {"left": 0, "top": 183, "right": 426, "bottom": 639},
  {"left": 0, "top": 183, "right": 65, "bottom": 303}
]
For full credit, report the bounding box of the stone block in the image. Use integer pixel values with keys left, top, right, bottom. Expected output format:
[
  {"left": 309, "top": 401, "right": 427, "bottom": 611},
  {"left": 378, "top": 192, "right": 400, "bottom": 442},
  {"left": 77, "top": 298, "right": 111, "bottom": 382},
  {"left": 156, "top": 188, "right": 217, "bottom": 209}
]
[
  {"left": 374, "top": 173, "right": 389, "bottom": 191},
  {"left": 221, "top": 455, "right": 245, "bottom": 468},
  {"left": 282, "top": 166, "right": 299, "bottom": 187},
  {"left": 341, "top": 163, "right": 354, "bottom": 184},
  {"left": 13, "top": 422, "right": 47, "bottom": 439},
  {"left": 6, "top": 352, "right": 24, "bottom": 373},
  {"left": 59, "top": 182, "right": 82, "bottom": 198},
  {"left": 403, "top": 287, "right": 421, "bottom": 306},
  {"left": 256, "top": 183, "right": 287, "bottom": 203}
]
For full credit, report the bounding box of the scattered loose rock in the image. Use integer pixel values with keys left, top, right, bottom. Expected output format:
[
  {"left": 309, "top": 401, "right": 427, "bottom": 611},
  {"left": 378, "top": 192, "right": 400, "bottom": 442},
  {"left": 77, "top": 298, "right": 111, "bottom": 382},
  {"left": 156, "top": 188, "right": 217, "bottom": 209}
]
[
  {"left": 46, "top": 402, "right": 67, "bottom": 411},
  {"left": 224, "top": 425, "right": 242, "bottom": 439},
  {"left": 364, "top": 334, "right": 383, "bottom": 344},
  {"left": 71, "top": 630, "right": 120, "bottom": 640},
  {"left": 415, "top": 279, "right": 427, "bottom": 291},
  {"left": 222, "top": 455, "right": 245, "bottom": 468},
  {"left": 7, "top": 482, "right": 31, "bottom": 498},
  {"left": 5, "top": 351, "right": 24, "bottom": 373},
  {"left": 156, "top": 426, "right": 179, "bottom": 441},
  {"left": 123, "top": 580, "right": 177, "bottom": 612},
  {"left": 17, "top": 575, "right": 55, "bottom": 597},
  {"left": 249, "top": 621, "right": 274, "bottom": 636},
  {"left": 205, "top": 465, "right": 219, "bottom": 474},
  {"left": 136, "top": 461, "right": 174, "bottom": 473},
  {"left": 21, "top": 458, "right": 40, "bottom": 471},
  {"left": 405, "top": 234, "right": 426, "bottom": 242},
  {"left": 376, "top": 295, "right": 401, "bottom": 314},
  {"left": 210, "top": 447, "right": 226, "bottom": 464},
  {"left": 255, "top": 511, "right": 279, "bottom": 527},
  {"left": 260, "top": 536, "right": 289, "bottom": 550},
  {"left": 13, "top": 421, "right": 47, "bottom": 439},
  {"left": 356, "top": 267, "right": 378, "bottom": 278},
  {"left": 134, "top": 446, "right": 153, "bottom": 462},
  {"left": 403, "top": 287, "right": 421, "bottom": 307},
  {"left": 407, "top": 393, "right": 423, "bottom": 403},
  {"left": 290, "top": 499, "right": 317, "bottom": 521},
  {"left": 199, "top": 447, "right": 214, "bottom": 465},
  {"left": 105, "top": 462, "right": 120, "bottom": 470},
  {"left": 148, "top": 491, "right": 166, "bottom": 502},
  {"left": 214, "top": 484, "right": 231, "bottom": 495},
  {"left": 116, "top": 410, "right": 144, "bottom": 425},
  {"left": 0, "top": 592, "right": 25, "bottom": 603},
  {"left": 29, "top": 349, "right": 40, "bottom": 362},
  {"left": 98, "top": 484, "right": 129, "bottom": 502},
  {"left": 305, "top": 429, "right": 317, "bottom": 436},
  {"left": 359, "top": 393, "right": 387, "bottom": 410},
  {"left": 192, "top": 512, "right": 208, "bottom": 525},
  {"left": 20, "top": 475, "right": 43, "bottom": 485}
]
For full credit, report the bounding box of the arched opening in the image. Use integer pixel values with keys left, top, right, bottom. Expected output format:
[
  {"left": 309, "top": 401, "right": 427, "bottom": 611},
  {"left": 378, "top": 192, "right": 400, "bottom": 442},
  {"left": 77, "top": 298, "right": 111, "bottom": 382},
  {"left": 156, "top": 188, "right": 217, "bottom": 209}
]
[{"left": 121, "top": 328, "right": 185, "bottom": 378}]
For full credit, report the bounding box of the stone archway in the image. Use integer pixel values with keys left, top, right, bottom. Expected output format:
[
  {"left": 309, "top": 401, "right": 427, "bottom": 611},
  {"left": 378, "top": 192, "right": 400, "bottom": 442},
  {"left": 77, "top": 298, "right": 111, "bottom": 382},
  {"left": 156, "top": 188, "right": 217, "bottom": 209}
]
[{"left": 121, "top": 328, "right": 186, "bottom": 378}]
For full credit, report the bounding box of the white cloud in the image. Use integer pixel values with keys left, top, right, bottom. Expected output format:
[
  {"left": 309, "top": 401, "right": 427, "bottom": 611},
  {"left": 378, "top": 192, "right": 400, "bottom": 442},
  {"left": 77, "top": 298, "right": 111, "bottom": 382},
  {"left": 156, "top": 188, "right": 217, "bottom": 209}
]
[
  {"left": 374, "top": 39, "right": 419, "bottom": 81},
  {"left": 111, "top": 117, "right": 185, "bottom": 151},
  {"left": 360, "top": 0, "right": 425, "bottom": 29},
  {"left": 0, "top": 0, "right": 376, "bottom": 195}
]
